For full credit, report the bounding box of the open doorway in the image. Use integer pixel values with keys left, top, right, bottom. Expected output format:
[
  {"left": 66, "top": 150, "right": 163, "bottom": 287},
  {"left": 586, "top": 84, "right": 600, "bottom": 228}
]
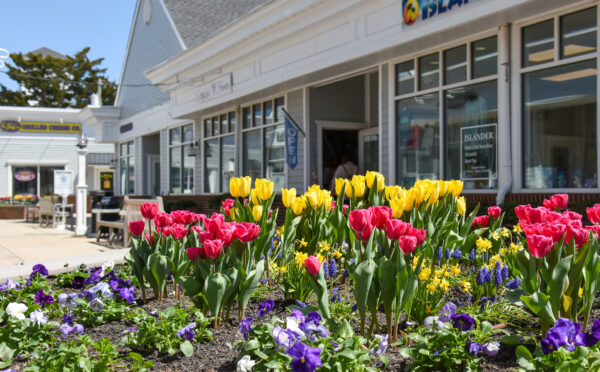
[{"left": 322, "top": 129, "right": 358, "bottom": 190}]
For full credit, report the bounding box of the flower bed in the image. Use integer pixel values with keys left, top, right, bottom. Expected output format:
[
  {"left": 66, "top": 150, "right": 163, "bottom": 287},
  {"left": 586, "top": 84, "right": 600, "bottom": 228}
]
[{"left": 3, "top": 173, "right": 600, "bottom": 371}]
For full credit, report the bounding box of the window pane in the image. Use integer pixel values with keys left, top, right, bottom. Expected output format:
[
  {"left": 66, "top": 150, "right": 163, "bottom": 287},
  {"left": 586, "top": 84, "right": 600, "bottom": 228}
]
[
  {"left": 220, "top": 114, "right": 228, "bottom": 134},
  {"left": 444, "top": 45, "right": 467, "bottom": 85},
  {"left": 418, "top": 53, "right": 439, "bottom": 90},
  {"left": 212, "top": 117, "right": 219, "bottom": 136},
  {"left": 253, "top": 104, "right": 262, "bottom": 127},
  {"left": 204, "top": 119, "right": 211, "bottom": 138},
  {"left": 120, "top": 143, "right": 127, "bottom": 156},
  {"left": 183, "top": 124, "right": 193, "bottom": 143},
  {"left": 183, "top": 145, "right": 194, "bottom": 194},
  {"left": 445, "top": 81, "right": 498, "bottom": 189},
  {"left": 169, "top": 128, "right": 181, "bottom": 145},
  {"left": 40, "top": 166, "right": 62, "bottom": 196},
  {"left": 229, "top": 112, "right": 236, "bottom": 133},
  {"left": 560, "top": 7, "right": 597, "bottom": 59},
  {"left": 120, "top": 158, "right": 127, "bottom": 194},
  {"left": 523, "top": 60, "right": 597, "bottom": 188},
  {"left": 170, "top": 147, "right": 181, "bottom": 194},
  {"left": 128, "top": 142, "right": 134, "bottom": 156},
  {"left": 13, "top": 166, "right": 37, "bottom": 195},
  {"left": 275, "top": 97, "right": 285, "bottom": 122},
  {"left": 221, "top": 135, "right": 235, "bottom": 193},
  {"left": 522, "top": 20, "right": 554, "bottom": 67},
  {"left": 204, "top": 139, "right": 219, "bottom": 193},
  {"left": 396, "top": 60, "right": 415, "bottom": 96},
  {"left": 264, "top": 101, "right": 273, "bottom": 124},
  {"left": 395, "top": 93, "right": 440, "bottom": 186},
  {"left": 472, "top": 36, "right": 498, "bottom": 79},
  {"left": 243, "top": 130, "right": 262, "bottom": 179},
  {"left": 128, "top": 155, "right": 135, "bottom": 194},
  {"left": 242, "top": 107, "right": 251, "bottom": 129},
  {"left": 265, "top": 125, "right": 285, "bottom": 190}
]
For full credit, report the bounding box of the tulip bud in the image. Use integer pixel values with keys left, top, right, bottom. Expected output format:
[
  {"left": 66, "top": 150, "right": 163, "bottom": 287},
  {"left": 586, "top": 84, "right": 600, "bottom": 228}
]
[
  {"left": 204, "top": 239, "right": 224, "bottom": 259},
  {"left": 140, "top": 203, "right": 159, "bottom": 220},
  {"left": 488, "top": 206, "right": 502, "bottom": 219},
  {"left": 304, "top": 256, "right": 321, "bottom": 275},
  {"left": 456, "top": 196, "right": 466, "bottom": 216},
  {"left": 252, "top": 205, "right": 263, "bottom": 222},
  {"left": 399, "top": 236, "right": 418, "bottom": 255},
  {"left": 128, "top": 220, "right": 145, "bottom": 237},
  {"left": 282, "top": 188, "right": 296, "bottom": 208}
]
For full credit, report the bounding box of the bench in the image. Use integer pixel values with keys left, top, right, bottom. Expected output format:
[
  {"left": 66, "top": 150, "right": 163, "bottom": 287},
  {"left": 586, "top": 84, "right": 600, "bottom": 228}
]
[
  {"left": 94, "top": 196, "right": 164, "bottom": 247},
  {"left": 39, "top": 196, "right": 54, "bottom": 227}
]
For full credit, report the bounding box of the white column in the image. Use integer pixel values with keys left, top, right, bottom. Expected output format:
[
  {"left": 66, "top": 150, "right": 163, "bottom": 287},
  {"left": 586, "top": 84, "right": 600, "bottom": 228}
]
[
  {"left": 75, "top": 147, "right": 88, "bottom": 236},
  {"left": 496, "top": 23, "right": 512, "bottom": 205}
]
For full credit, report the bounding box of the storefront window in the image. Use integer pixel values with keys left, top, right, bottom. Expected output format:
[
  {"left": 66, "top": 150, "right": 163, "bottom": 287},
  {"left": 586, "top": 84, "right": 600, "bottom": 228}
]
[
  {"left": 203, "top": 111, "right": 236, "bottom": 193},
  {"left": 169, "top": 124, "right": 194, "bottom": 194},
  {"left": 243, "top": 130, "right": 261, "bottom": 180},
  {"left": 396, "top": 93, "right": 440, "bottom": 187},
  {"left": 523, "top": 60, "right": 597, "bottom": 188},
  {"left": 472, "top": 36, "right": 498, "bottom": 79},
  {"left": 119, "top": 141, "right": 134, "bottom": 194},
  {"left": 396, "top": 60, "right": 415, "bottom": 96},
  {"left": 418, "top": 53, "right": 439, "bottom": 90},
  {"left": 265, "top": 125, "right": 285, "bottom": 190},
  {"left": 522, "top": 20, "right": 554, "bottom": 67},
  {"left": 444, "top": 45, "right": 467, "bottom": 85},
  {"left": 445, "top": 80, "right": 498, "bottom": 189},
  {"left": 560, "top": 7, "right": 597, "bottom": 59},
  {"left": 13, "top": 166, "right": 37, "bottom": 195}
]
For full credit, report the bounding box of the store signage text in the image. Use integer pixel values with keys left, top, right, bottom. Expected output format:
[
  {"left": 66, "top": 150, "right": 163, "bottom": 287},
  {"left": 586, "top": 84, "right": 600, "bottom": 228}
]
[
  {"left": 461, "top": 123, "right": 497, "bottom": 181},
  {"left": 100, "top": 172, "right": 114, "bottom": 191},
  {"left": 284, "top": 115, "right": 298, "bottom": 170},
  {"left": 0, "top": 120, "right": 81, "bottom": 134},
  {"left": 14, "top": 170, "right": 35, "bottom": 182},
  {"left": 403, "top": 0, "right": 475, "bottom": 26},
  {"left": 195, "top": 73, "right": 232, "bottom": 103}
]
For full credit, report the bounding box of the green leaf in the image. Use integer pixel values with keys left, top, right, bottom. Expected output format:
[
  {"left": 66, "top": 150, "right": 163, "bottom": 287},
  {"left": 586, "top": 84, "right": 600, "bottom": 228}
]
[
  {"left": 548, "top": 257, "right": 571, "bottom": 317},
  {"left": 238, "top": 260, "right": 265, "bottom": 311},
  {"left": 254, "top": 350, "right": 269, "bottom": 360},
  {"left": 204, "top": 273, "right": 230, "bottom": 318},
  {"left": 180, "top": 340, "right": 194, "bottom": 357},
  {"left": 353, "top": 259, "right": 376, "bottom": 320},
  {"left": 0, "top": 343, "right": 15, "bottom": 362},
  {"left": 501, "top": 335, "right": 524, "bottom": 346},
  {"left": 521, "top": 292, "right": 556, "bottom": 328},
  {"left": 178, "top": 276, "right": 203, "bottom": 297},
  {"left": 515, "top": 345, "right": 533, "bottom": 361},
  {"left": 263, "top": 360, "right": 283, "bottom": 368}
]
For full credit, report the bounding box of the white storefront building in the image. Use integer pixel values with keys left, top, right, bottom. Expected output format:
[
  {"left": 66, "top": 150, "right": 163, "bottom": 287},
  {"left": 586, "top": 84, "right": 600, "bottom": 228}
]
[{"left": 83, "top": 0, "right": 600, "bottom": 204}]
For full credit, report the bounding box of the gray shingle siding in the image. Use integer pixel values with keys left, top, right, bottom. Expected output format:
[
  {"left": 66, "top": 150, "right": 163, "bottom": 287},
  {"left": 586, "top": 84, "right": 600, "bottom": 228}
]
[
  {"left": 162, "top": 0, "right": 273, "bottom": 49},
  {"left": 117, "top": 0, "right": 184, "bottom": 119},
  {"left": 381, "top": 64, "right": 389, "bottom": 180},
  {"left": 286, "top": 89, "right": 304, "bottom": 191}
]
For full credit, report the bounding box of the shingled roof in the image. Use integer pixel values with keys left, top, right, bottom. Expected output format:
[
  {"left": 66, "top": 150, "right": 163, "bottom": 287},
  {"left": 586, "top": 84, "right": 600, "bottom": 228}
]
[{"left": 162, "top": 0, "right": 274, "bottom": 49}]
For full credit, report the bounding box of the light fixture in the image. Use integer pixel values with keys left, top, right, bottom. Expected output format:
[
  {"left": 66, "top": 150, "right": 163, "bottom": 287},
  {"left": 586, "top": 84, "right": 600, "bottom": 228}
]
[
  {"left": 76, "top": 132, "right": 88, "bottom": 149},
  {"left": 187, "top": 141, "right": 199, "bottom": 157},
  {"left": 541, "top": 68, "right": 596, "bottom": 82}
]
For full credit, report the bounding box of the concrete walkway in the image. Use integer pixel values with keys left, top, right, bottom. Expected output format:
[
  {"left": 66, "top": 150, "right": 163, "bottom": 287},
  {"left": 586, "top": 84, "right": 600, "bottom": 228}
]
[{"left": 0, "top": 219, "right": 128, "bottom": 281}]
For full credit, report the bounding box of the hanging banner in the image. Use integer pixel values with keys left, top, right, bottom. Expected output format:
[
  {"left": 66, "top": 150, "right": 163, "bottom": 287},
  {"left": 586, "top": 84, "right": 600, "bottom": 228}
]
[
  {"left": 284, "top": 114, "right": 298, "bottom": 170},
  {"left": 0, "top": 120, "right": 81, "bottom": 134},
  {"left": 461, "top": 123, "right": 497, "bottom": 180}
]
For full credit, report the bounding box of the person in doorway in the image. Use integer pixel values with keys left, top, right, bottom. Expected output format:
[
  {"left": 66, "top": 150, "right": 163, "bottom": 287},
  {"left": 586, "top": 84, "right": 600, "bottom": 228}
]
[{"left": 330, "top": 150, "right": 359, "bottom": 193}]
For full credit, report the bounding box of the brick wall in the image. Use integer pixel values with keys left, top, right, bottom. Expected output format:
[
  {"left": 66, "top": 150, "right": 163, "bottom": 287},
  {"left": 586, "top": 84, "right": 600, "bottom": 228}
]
[{"left": 0, "top": 205, "right": 25, "bottom": 219}]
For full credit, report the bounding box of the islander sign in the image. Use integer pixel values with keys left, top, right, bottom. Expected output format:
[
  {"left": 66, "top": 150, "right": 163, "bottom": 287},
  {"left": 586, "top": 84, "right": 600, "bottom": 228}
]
[
  {"left": 460, "top": 123, "right": 497, "bottom": 181},
  {"left": 403, "top": 0, "right": 477, "bottom": 26}
]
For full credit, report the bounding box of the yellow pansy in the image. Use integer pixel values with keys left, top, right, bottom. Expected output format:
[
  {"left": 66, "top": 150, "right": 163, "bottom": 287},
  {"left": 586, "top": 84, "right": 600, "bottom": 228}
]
[
  {"left": 456, "top": 196, "right": 466, "bottom": 216},
  {"left": 390, "top": 197, "right": 405, "bottom": 218},
  {"left": 292, "top": 196, "right": 306, "bottom": 215},
  {"left": 252, "top": 205, "right": 263, "bottom": 222},
  {"left": 282, "top": 188, "right": 297, "bottom": 208},
  {"left": 255, "top": 178, "right": 274, "bottom": 201}
]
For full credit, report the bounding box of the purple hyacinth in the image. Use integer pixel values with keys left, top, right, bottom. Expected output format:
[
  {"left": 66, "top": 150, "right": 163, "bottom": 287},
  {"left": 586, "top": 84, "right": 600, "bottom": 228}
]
[
  {"left": 30, "top": 264, "right": 48, "bottom": 278},
  {"left": 258, "top": 299, "right": 274, "bottom": 318},
  {"left": 176, "top": 322, "right": 196, "bottom": 341},
  {"left": 239, "top": 317, "right": 253, "bottom": 341},
  {"left": 494, "top": 261, "right": 503, "bottom": 287},
  {"left": 328, "top": 259, "right": 337, "bottom": 278},
  {"left": 466, "top": 340, "right": 483, "bottom": 356},
  {"left": 506, "top": 277, "right": 521, "bottom": 289},
  {"left": 322, "top": 261, "right": 329, "bottom": 279},
  {"left": 451, "top": 313, "right": 475, "bottom": 331},
  {"left": 444, "top": 248, "right": 451, "bottom": 260},
  {"left": 469, "top": 248, "right": 476, "bottom": 261},
  {"left": 439, "top": 302, "right": 457, "bottom": 323},
  {"left": 288, "top": 342, "right": 322, "bottom": 372},
  {"left": 501, "top": 264, "right": 509, "bottom": 282},
  {"left": 35, "top": 290, "right": 54, "bottom": 309},
  {"left": 451, "top": 249, "right": 462, "bottom": 259},
  {"left": 476, "top": 268, "right": 486, "bottom": 285},
  {"left": 436, "top": 246, "right": 443, "bottom": 259}
]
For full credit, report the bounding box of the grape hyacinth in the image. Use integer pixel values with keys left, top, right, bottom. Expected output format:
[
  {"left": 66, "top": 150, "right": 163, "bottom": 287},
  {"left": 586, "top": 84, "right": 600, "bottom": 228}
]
[
  {"left": 451, "top": 249, "right": 462, "bottom": 259},
  {"left": 328, "top": 259, "right": 337, "bottom": 278}
]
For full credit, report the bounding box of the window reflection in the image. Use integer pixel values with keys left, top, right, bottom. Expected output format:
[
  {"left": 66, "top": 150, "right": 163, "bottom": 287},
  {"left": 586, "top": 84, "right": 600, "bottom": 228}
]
[
  {"left": 522, "top": 20, "right": 554, "bottom": 67},
  {"left": 204, "top": 139, "right": 218, "bottom": 193},
  {"left": 221, "top": 135, "right": 235, "bottom": 193},
  {"left": 265, "top": 125, "right": 285, "bottom": 190},
  {"left": 419, "top": 53, "right": 439, "bottom": 90},
  {"left": 472, "top": 36, "right": 497, "bottom": 79},
  {"left": 560, "top": 7, "right": 597, "bottom": 59},
  {"left": 243, "top": 130, "right": 262, "bottom": 180}
]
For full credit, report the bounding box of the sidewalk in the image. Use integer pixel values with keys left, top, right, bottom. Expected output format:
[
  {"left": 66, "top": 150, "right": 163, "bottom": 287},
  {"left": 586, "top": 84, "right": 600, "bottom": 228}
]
[{"left": 0, "top": 219, "right": 129, "bottom": 281}]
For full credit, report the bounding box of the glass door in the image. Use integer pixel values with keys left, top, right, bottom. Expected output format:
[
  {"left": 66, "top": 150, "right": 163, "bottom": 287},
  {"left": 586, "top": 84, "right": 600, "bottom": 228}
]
[{"left": 359, "top": 128, "right": 379, "bottom": 172}]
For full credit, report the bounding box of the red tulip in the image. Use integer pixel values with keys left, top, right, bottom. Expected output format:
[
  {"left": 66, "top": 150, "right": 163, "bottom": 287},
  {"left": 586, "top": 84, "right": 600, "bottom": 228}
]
[
  {"left": 140, "top": 202, "right": 159, "bottom": 220},
  {"left": 186, "top": 246, "right": 206, "bottom": 261},
  {"left": 159, "top": 226, "right": 172, "bottom": 237},
  {"left": 550, "top": 194, "right": 568, "bottom": 210},
  {"left": 488, "top": 206, "right": 502, "bottom": 219},
  {"left": 541, "top": 223, "right": 566, "bottom": 243},
  {"left": 153, "top": 212, "right": 172, "bottom": 229},
  {"left": 170, "top": 223, "right": 188, "bottom": 240},
  {"left": 145, "top": 233, "right": 154, "bottom": 244},
  {"left": 561, "top": 210, "right": 582, "bottom": 222},
  {"left": 586, "top": 225, "right": 600, "bottom": 238},
  {"left": 171, "top": 210, "right": 195, "bottom": 225},
  {"left": 515, "top": 204, "right": 531, "bottom": 222},
  {"left": 472, "top": 215, "right": 489, "bottom": 228},
  {"left": 205, "top": 213, "right": 225, "bottom": 235},
  {"left": 526, "top": 234, "right": 554, "bottom": 258},
  {"left": 355, "top": 224, "right": 374, "bottom": 242},
  {"left": 128, "top": 220, "right": 145, "bottom": 237},
  {"left": 566, "top": 223, "right": 588, "bottom": 249},
  {"left": 195, "top": 229, "right": 215, "bottom": 243},
  {"left": 349, "top": 209, "right": 372, "bottom": 232},
  {"left": 222, "top": 199, "right": 234, "bottom": 215},
  {"left": 217, "top": 222, "right": 237, "bottom": 246},
  {"left": 399, "top": 236, "right": 418, "bottom": 255},
  {"left": 370, "top": 206, "right": 393, "bottom": 229},
  {"left": 385, "top": 219, "right": 409, "bottom": 240},
  {"left": 342, "top": 204, "right": 349, "bottom": 215},
  {"left": 195, "top": 213, "right": 207, "bottom": 225},
  {"left": 204, "top": 239, "right": 224, "bottom": 259},
  {"left": 406, "top": 227, "right": 427, "bottom": 245},
  {"left": 235, "top": 222, "right": 261, "bottom": 243},
  {"left": 525, "top": 207, "right": 547, "bottom": 225},
  {"left": 330, "top": 200, "right": 336, "bottom": 211},
  {"left": 588, "top": 204, "right": 600, "bottom": 224},
  {"left": 304, "top": 256, "right": 321, "bottom": 275},
  {"left": 543, "top": 199, "right": 553, "bottom": 210}
]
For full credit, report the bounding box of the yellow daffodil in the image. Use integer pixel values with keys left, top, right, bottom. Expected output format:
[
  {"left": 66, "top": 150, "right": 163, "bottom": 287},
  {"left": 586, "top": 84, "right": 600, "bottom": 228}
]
[
  {"left": 440, "top": 279, "right": 450, "bottom": 292},
  {"left": 492, "top": 232, "right": 500, "bottom": 240},
  {"left": 579, "top": 287, "right": 584, "bottom": 297},
  {"left": 461, "top": 280, "right": 472, "bottom": 293},
  {"left": 299, "top": 238, "right": 308, "bottom": 247},
  {"left": 513, "top": 223, "right": 523, "bottom": 234},
  {"left": 280, "top": 266, "right": 287, "bottom": 274},
  {"left": 294, "top": 252, "right": 308, "bottom": 268},
  {"left": 282, "top": 188, "right": 296, "bottom": 208},
  {"left": 252, "top": 205, "right": 263, "bottom": 222},
  {"left": 476, "top": 238, "right": 492, "bottom": 252},
  {"left": 451, "top": 264, "right": 461, "bottom": 275},
  {"left": 419, "top": 267, "right": 431, "bottom": 281},
  {"left": 425, "top": 305, "right": 432, "bottom": 314},
  {"left": 332, "top": 251, "right": 342, "bottom": 259},
  {"left": 318, "top": 241, "right": 330, "bottom": 252},
  {"left": 255, "top": 178, "right": 274, "bottom": 201},
  {"left": 456, "top": 196, "right": 466, "bottom": 216},
  {"left": 509, "top": 243, "right": 522, "bottom": 253},
  {"left": 500, "top": 228, "right": 510, "bottom": 238},
  {"left": 317, "top": 254, "right": 325, "bottom": 263},
  {"left": 426, "top": 282, "right": 437, "bottom": 294},
  {"left": 489, "top": 254, "right": 502, "bottom": 268}
]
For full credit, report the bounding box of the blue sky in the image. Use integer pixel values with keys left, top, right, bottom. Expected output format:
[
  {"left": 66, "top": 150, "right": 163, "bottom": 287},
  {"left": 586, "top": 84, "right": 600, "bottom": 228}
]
[{"left": 0, "top": 0, "right": 137, "bottom": 90}]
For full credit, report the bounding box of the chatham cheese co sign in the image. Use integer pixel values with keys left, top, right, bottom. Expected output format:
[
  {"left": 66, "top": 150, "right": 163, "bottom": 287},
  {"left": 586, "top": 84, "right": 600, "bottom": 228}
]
[{"left": 0, "top": 120, "right": 81, "bottom": 134}]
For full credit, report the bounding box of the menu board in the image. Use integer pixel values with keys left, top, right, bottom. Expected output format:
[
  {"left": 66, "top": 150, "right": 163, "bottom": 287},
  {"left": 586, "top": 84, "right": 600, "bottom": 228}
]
[{"left": 461, "top": 123, "right": 497, "bottom": 181}]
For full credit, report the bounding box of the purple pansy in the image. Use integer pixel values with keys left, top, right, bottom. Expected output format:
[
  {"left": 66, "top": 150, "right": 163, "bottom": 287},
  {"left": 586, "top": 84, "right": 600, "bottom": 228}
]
[
  {"left": 34, "top": 290, "right": 54, "bottom": 309},
  {"left": 72, "top": 276, "right": 85, "bottom": 289},
  {"left": 541, "top": 318, "right": 585, "bottom": 354},
  {"left": 466, "top": 340, "right": 483, "bottom": 356},
  {"left": 239, "top": 317, "right": 253, "bottom": 341},
  {"left": 176, "top": 322, "right": 196, "bottom": 341},
  {"left": 59, "top": 323, "right": 84, "bottom": 338},
  {"left": 272, "top": 326, "right": 294, "bottom": 351},
  {"left": 306, "top": 312, "right": 322, "bottom": 326},
  {"left": 483, "top": 341, "right": 500, "bottom": 356},
  {"left": 288, "top": 342, "right": 322, "bottom": 372},
  {"left": 30, "top": 264, "right": 48, "bottom": 278},
  {"left": 118, "top": 286, "right": 135, "bottom": 304},
  {"left": 258, "top": 299, "right": 274, "bottom": 318},
  {"left": 439, "top": 302, "right": 457, "bottom": 322},
  {"left": 451, "top": 313, "right": 475, "bottom": 331},
  {"left": 371, "top": 334, "right": 388, "bottom": 356},
  {"left": 302, "top": 322, "right": 328, "bottom": 342}
]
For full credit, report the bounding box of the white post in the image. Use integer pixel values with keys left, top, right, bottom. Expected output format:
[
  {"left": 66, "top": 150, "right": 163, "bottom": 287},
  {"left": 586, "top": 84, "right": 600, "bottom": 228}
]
[{"left": 75, "top": 146, "right": 88, "bottom": 236}]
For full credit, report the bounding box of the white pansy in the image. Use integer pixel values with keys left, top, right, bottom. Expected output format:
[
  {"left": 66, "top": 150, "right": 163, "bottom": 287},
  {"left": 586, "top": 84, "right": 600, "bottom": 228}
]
[
  {"left": 423, "top": 316, "right": 447, "bottom": 330},
  {"left": 29, "top": 310, "right": 47, "bottom": 325},
  {"left": 101, "top": 260, "right": 115, "bottom": 275},
  {"left": 6, "top": 302, "right": 28, "bottom": 320},
  {"left": 285, "top": 317, "right": 305, "bottom": 338},
  {"left": 483, "top": 341, "right": 501, "bottom": 356},
  {"left": 237, "top": 355, "right": 256, "bottom": 372}
]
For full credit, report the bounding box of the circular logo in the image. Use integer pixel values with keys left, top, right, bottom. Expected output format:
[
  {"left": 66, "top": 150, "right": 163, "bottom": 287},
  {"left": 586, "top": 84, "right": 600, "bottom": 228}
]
[
  {"left": 15, "top": 170, "right": 35, "bottom": 182},
  {"left": 404, "top": 0, "right": 420, "bottom": 26},
  {"left": 0, "top": 120, "right": 21, "bottom": 132}
]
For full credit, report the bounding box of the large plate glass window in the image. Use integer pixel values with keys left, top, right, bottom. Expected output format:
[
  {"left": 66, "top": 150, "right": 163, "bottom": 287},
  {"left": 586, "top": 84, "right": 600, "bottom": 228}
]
[
  {"left": 203, "top": 111, "right": 236, "bottom": 193},
  {"left": 169, "top": 123, "right": 194, "bottom": 194},
  {"left": 520, "top": 6, "right": 597, "bottom": 189}
]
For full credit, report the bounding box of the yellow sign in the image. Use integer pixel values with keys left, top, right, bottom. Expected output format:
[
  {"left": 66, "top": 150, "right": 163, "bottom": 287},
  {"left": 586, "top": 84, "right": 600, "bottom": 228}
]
[{"left": 0, "top": 120, "right": 81, "bottom": 134}]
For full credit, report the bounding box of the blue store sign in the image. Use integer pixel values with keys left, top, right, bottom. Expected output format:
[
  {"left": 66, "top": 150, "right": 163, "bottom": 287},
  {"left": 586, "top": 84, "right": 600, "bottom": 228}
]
[{"left": 284, "top": 115, "right": 298, "bottom": 170}]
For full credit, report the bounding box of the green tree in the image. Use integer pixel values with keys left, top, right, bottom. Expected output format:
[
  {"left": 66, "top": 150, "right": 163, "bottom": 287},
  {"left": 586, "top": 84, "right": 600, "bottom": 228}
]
[{"left": 0, "top": 47, "right": 116, "bottom": 108}]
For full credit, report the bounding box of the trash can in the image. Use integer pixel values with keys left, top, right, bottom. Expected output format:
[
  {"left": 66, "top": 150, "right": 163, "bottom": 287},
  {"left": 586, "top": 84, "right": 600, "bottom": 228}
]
[{"left": 92, "top": 195, "right": 120, "bottom": 234}]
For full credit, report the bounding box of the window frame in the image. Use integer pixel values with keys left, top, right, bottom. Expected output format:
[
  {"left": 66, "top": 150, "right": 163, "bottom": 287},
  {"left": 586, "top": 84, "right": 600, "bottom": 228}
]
[
  {"left": 202, "top": 110, "right": 237, "bottom": 193},
  {"left": 390, "top": 30, "right": 500, "bottom": 193},
  {"left": 168, "top": 123, "right": 195, "bottom": 194},
  {"left": 511, "top": 3, "right": 599, "bottom": 193},
  {"left": 118, "top": 140, "right": 134, "bottom": 195}
]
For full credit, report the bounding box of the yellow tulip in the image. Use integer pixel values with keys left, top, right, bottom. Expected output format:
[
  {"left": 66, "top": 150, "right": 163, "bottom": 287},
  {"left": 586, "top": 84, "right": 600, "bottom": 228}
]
[
  {"left": 450, "top": 180, "right": 463, "bottom": 197},
  {"left": 255, "top": 178, "right": 274, "bottom": 201},
  {"left": 404, "top": 190, "right": 415, "bottom": 211},
  {"left": 230, "top": 176, "right": 251, "bottom": 198},
  {"left": 385, "top": 185, "right": 401, "bottom": 202},
  {"left": 308, "top": 184, "right": 321, "bottom": 193},
  {"left": 304, "top": 190, "right": 318, "bottom": 209},
  {"left": 282, "top": 188, "right": 296, "bottom": 208},
  {"left": 366, "top": 171, "right": 385, "bottom": 191},
  {"left": 252, "top": 205, "right": 263, "bottom": 222},
  {"left": 292, "top": 196, "right": 306, "bottom": 215},
  {"left": 427, "top": 183, "right": 440, "bottom": 206},
  {"left": 390, "top": 198, "right": 405, "bottom": 218},
  {"left": 438, "top": 181, "right": 448, "bottom": 197},
  {"left": 250, "top": 189, "right": 259, "bottom": 205},
  {"left": 229, "top": 178, "right": 240, "bottom": 197},
  {"left": 335, "top": 178, "right": 347, "bottom": 196},
  {"left": 456, "top": 196, "right": 466, "bottom": 215},
  {"left": 317, "top": 189, "right": 331, "bottom": 208},
  {"left": 350, "top": 175, "right": 366, "bottom": 198}
]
